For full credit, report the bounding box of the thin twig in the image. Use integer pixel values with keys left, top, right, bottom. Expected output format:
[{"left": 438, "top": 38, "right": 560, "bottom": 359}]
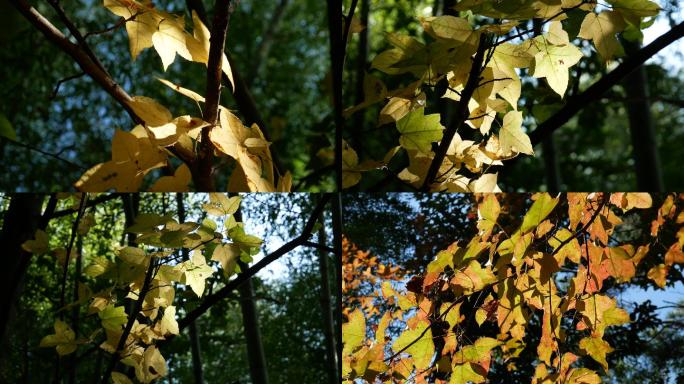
[{"left": 51, "top": 72, "right": 85, "bottom": 99}]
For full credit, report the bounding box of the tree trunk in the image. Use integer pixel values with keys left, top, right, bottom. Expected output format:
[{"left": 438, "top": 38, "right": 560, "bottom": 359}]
[
  {"left": 234, "top": 202, "right": 270, "bottom": 384},
  {"left": 237, "top": 279, "right": 270, "bottom": 384},
  {"left": 352, "top": 0, "right": 370, "bottom": 153},
  {"left": 541, "top": 137, "right": 562, "bottom": 192},
  {"left": 176, "top": 193, "right": 205, "bottom": 384},
  {"left": 331, "top": 193, "right": 343, "bottom": 362},
  {"left": 317, "top": 212, "right": 339, "bottom": 384},
  {"left": 68, "top": 235, "right": 84, "bottom": 384},
  {"left": 621, "top": 39, "right": 664, "bottom": 191},
  {"left": 250, "top": 0, "right": 289, "bottom": 86},
  {"left": 0, "top": 194, "right": 48, "bottom": 361}
]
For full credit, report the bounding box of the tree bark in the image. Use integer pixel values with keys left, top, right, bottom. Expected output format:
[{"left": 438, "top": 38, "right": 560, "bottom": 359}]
[
  {"left": 317, "top": 211, "right": 339, "bottom": 384},
  {"left": 621, "top": 39, "right": 664, "bottom": 191},
  {"left": 331, "top": 193, "right": 343, "bottom": 367},
  {"left": 231, "top": 203, "right": 270, "bottom": 384},
  {"left": 352, "top": 0, "right": 370, "bottom": 154},
  {"left": 68, "top": 236, "right": 84, "bottom": 384},
  {"left": 176, "top": 193, "right": 205, "bottom": 384},
  {"left": 237, "top": 278, "right": 270, "bottom": 384},
  {"left": 541, "top": 138, "right": 562, "bottom": 192},
  {"left": 250, "top": 0, "right": 289, "bottom": 85},
  {"left": 0, "top": 194, "right": 50, "bottom": 362}
]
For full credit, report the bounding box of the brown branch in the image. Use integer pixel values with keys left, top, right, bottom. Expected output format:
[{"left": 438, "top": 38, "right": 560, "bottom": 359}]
[
  {"left": 46, "top": 0, "right": 110, "bottom": 77},
  {"left": 421, "top": 35, "right": 489, "bottom": 191},
  {"left": 100, "top": 255, "right": 157, "bottom": 384},
  {"left": 195, "top": 0, "right": 236, "bottom": 191},
  {"left": 185, "top": 0, "right": 285, "bottom": 183},
  {"left": 50, "top": 194, "right": 119, "bottom": 219},
  {"left": 175, "top": 194, "right": 330, "bottom": 331},
  {"left": 8, "top": 0, "right": 141, "bottom": 125},
  {"left": 529, "top": 21, "right": 684, "bottom": 146},
  {"left": 50, "top": 72, "right": 86, "bottom": 99},
  {"left": 58, "top": 194, "right": 88, "bottom": 316}
]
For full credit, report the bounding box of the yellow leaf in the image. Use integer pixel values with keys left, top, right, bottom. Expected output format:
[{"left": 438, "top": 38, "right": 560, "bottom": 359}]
[
  {"left": 579, "top": 336, "right": 613, "bottom": 371},
  {"left": 152, "top": 16, "right": 193, "bottom": 70},
  {"left": 342, "top": 141, "right": 362, "bottom": 189},
  {"left": 111, "top": 372, "right": 133, "bottom": 384},
  {"left": 22, "top": 229, "right": 49, "bottom": 253},
  {"left": 211, "top": 243, "right": 240, "bottom": 278},
  {"left": 499, "top": 111, "right": 534, "bottom": 156},
  {"left": 134, "top": 346, "right": 167, "bottom": 383},
  {"left": 39, "top": 320, "right": 77, "bottom": 356},
  {"left": 75, "top": 161, "right": 142, "bottom": 192},
  {"left": 578, "top": 11, "right": 626, "bottom": 61},
  {"left": 531, "top": 36, "right": 583, "bottom": 97},
  {"left": 157, "top": 78, "right": 205, "bottom": 103},
  {"left": 159, "top": 306, "right": 179, "bottom": 336},
  {"left": 129, "top": 96, "right": 173, "bottom": 127},
  {"left": 148, "top": 163, "right": 192, "bottom": 192}
]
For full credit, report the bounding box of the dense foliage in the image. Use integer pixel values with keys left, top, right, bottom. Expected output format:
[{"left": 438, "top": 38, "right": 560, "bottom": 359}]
[{"left": 342, "top": 193, "right": 684, "bottom": 383}]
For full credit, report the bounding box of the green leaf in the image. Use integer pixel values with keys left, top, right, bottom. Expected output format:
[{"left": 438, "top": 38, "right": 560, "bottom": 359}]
[
  {"left": 396, "top": 108, "right": 444, "bottom": 154},
  {"left": 98, "top": 305, "right": 128, "bottom": 331},
  {"left": 579, "top": 336, "right": 613, "bottom": 371},
  {"left": 0, "top": 113, "right": 16, "bottom": 140},
  {"left": 392, "top": 319, "right": 434, "bottom": 371},
  {"left": 227, "top": 224, "right": 263, "bottom": 250},
  {"left": 342, "top": 308, "right": 365, "bottom": 356}
]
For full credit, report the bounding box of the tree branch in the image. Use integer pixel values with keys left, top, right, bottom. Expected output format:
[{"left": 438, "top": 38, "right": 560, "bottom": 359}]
[
  {"left": 176, "top": 194, "right": 331, "bottom": 330},
  {"left": 101, "top": 255, "right": 157, "bottom": 384},
  {"left": 196, "top": 0, "right": 236, "bottom": 191},
  {"left": 421, "top": 35, "right": 489, "bottom": 191},
  {"left": 9, "top": 0, "right": 142, "bottom": 124},
  {"left": 529, "top": 21, "right": 684, "bottom": 146},
  {"left": 185, "top": 0, "right": 285, "bottom": 183}
]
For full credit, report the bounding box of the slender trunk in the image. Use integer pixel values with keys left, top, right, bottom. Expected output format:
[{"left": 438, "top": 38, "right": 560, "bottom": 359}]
[
  {"left": 234, "top": 200, "right": 270, "bottom": 384},
  {"left": 120, "top": 194, "right": 139, "bottom": 247},
  {"left": 352, "top": 0, "right": 369, "bottom": 154},
  {"left": 541, "top": 137, "right": 562, "bottom": 192},
  {"left": 250, "top": 0, "right": 289, "bottom": 85},
  {"left": 621, "top": 39, "right": 664, "bottom": 191},
  {"left": 330, "top": 193, "right": 343, "bottom": 369},
  {"left": 317, "top": 212, "right": 339, "bottom": 384},
  {"left": 176, "top": 193, "right": 205, "bottom": 384},
  {"left": 68, "top": 236, "right": 84, "bottom": 384},
  {"left": 237, "top": 279, "right": 270, "bottom": 384},
  {"left": 0, "top": 194, "right": 48, "bottom": 359}
]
